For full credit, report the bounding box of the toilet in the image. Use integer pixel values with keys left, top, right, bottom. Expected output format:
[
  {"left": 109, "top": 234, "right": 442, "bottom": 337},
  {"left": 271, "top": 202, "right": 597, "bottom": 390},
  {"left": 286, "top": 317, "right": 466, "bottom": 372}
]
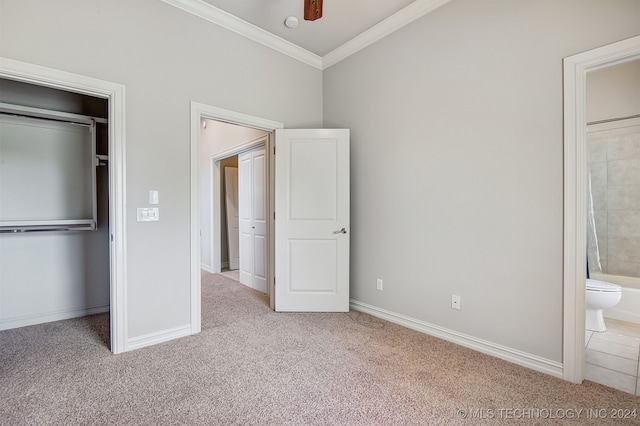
[{"left": 586, "top": 279, "right": 622, "bottom": 332}]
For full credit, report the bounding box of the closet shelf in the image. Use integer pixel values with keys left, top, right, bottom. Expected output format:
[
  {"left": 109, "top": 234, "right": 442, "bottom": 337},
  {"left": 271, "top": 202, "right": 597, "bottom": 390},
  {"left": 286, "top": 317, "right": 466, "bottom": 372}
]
[
  {"left": 0, "top": 220, "right": 96, "bottom": 233},
  {"left": 0, "top": 102, "right": 107, "bottom": 124}
]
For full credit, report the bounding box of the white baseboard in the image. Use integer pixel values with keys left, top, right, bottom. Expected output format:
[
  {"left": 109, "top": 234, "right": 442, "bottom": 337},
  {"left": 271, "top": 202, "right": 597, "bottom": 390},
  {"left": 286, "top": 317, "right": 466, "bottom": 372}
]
[
  {"left": 201, "top": 263, "right": 213, "bottom": 273},
  {"left": 350, "top": 300, "right": 563, "bottom": 379},
  {"left": 222, "top": 261, "right": 229, "bottom": 269},
  {"left": 126, "top": 324, "right": 193, "bottom": 351},
  {"left": 0, "top": 304, "right": 110, "bottom": 331}
]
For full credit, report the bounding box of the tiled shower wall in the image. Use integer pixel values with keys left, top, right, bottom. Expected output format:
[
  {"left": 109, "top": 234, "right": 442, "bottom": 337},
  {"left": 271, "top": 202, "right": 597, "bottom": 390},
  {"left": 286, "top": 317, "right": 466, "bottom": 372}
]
[{"left": 587, "top": 120, "right": 640, "bottom": 278}]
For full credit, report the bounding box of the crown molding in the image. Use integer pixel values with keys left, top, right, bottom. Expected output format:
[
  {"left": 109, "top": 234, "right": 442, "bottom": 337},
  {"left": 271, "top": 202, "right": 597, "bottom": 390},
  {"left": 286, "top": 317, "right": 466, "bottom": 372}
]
[
  {"left": 161, "top": 0, "right": 452, "bottom": 71},
  {"left": 322, "top": 0, "right": 453, "bottom": 69},
  {"left": 160, "top": 0, "right": 323, "bottom": 70}
]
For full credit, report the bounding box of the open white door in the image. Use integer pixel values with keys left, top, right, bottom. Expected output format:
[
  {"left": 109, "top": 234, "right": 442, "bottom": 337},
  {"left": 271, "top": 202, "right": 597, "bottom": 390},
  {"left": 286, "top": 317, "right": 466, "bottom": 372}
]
[{"left": 275, "top": 129, "right": 350, "bottom": 312}]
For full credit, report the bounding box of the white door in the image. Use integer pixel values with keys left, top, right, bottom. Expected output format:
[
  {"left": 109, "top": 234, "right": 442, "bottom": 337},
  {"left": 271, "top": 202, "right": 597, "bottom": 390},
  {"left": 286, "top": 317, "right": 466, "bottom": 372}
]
[
  {"left": 275, "top": 129, "right": 350, "bottom": 312},
  {"left": 224, "top": 166, "right": 239, "bottom": 270},
  {"left": 239, "top": 146, "right": 268, "bottom": 293}
]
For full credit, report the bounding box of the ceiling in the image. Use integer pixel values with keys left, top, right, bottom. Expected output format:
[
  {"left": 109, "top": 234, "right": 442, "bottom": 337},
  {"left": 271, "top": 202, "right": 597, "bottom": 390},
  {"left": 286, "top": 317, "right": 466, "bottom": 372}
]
[
  {"left": 162, "top": 0, "right": 451, "bottom": 69},
  {"left": 200, "top": 0, "right": 417, "bottom": 57}
]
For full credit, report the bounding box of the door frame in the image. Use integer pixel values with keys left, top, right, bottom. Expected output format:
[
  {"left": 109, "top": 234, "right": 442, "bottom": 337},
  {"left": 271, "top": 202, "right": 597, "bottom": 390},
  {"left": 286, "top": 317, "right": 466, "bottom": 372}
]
[
  {"left": 562, "top": 35, "right": 640, "bottom": 383},
  {"left": 0, "top": 57, "right": 127, "bottom": 354},
  {"left": 190, "top": 102, "right": 283, "bottom": 329}
]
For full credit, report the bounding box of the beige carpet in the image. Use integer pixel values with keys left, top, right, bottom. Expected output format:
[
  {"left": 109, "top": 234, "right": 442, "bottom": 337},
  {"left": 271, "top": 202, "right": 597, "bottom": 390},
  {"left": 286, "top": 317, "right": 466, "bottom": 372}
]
[{"left": 0, "top": 272, "right": 637, "bottom": 425}]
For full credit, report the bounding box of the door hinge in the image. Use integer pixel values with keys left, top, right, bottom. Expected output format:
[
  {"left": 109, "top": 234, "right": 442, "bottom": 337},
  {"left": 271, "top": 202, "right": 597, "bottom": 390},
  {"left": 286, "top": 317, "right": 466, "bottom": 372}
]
[
  {"left": 273, "top": 212, "right": 275, "bottom": 220},
  {"left": 273, "top": 146, "right": 276, "bottom": 155}
]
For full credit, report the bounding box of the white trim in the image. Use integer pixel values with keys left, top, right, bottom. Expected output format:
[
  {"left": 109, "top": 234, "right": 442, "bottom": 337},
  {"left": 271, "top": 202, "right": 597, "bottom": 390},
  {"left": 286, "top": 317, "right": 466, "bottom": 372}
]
[
  {"left": 126, "top": 324, "right": 192, "bottom": 351},
  {"left": 211, "top": 136, "right": 269, "bottom": 161},
  {"left": 323, "top": 0, "right": 452, "bottom": 69},
  {"left": 160, "top": 0, "right": 322, "bottom": 70},
  {"left": 191, "top": 103, "right": 203, "bottom": 335},
  {"left": 0, "top": 305, "right": 110, "bottom": 331},
  {"left": 0, "top": 102, "right": 99, "bottom": 124},
  {"left": 201, "top": 263, "right": 213, "bottom": 274},
  {"left": 268, "top": 132, "right": 275, "bottom": 310},
  {"left": 190, "top": 102, "right": 283, "bottom": 335},
  {"left": 351, "top": 300, "right": 563, "bottom": 379},
  {"left": 210, "top": 159, "right": 222, "bottom": 275},
  {"left": 160, "top": 0, "right": 452, "bottom": 70},
  {"left": 0, "top": 57, "right": 127, "bottom": 354},
  {"left": 197, "top": 103, "right": 284, "bottom": 132},
  {"left": 562, "top": 35, "right": 640, "bottom": 384}
]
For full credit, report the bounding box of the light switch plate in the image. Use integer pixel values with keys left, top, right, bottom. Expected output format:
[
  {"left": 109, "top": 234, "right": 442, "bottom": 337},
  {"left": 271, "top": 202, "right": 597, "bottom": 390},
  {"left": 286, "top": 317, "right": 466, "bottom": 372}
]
[
  {"left": 149, "top": 190, "right": 159, "bottom": 205},
  {"left": 137, "top": 207, "right": 159, "bottom": 222}
]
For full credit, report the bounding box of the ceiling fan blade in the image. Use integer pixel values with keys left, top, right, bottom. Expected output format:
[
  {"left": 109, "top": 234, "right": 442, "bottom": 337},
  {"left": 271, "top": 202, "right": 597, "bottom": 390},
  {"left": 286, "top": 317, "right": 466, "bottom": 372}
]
[{"left": 304, "top": 0, "right": 323, "bottom": 21}]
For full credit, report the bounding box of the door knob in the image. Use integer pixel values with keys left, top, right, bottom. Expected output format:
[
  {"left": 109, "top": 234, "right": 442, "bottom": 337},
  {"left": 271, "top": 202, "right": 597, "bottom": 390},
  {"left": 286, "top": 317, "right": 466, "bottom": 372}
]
[{"left": 333, "top": 228, "right": 347, "bottom": 234}]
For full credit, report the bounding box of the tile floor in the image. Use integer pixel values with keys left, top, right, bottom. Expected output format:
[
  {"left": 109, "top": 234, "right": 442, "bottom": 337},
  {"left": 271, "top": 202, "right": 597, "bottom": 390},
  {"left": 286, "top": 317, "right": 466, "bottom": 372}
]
[
  {"left": 585, "top": 318, "right": 640, "bottom": 395},
  {"left": 220, "top": 269, "right": 240, "bottom": 282}
]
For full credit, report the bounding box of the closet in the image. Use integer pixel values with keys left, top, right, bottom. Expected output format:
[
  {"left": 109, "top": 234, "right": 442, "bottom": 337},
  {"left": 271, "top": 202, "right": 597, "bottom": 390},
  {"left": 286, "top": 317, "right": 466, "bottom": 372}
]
[{"left": 0, "top": 78, "right": 110, "bottom": 330}]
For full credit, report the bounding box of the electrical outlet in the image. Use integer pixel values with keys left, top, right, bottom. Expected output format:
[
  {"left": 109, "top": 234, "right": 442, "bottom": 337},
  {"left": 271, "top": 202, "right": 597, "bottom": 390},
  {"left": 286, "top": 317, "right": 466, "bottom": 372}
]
[
  {"left": 376, "top": 278, "right": 383, "bottom": 291},
  {"left": 137, "top": 207, "right": 159, "bottom": 222},
  {"left": 451, "top": 294, "right": 461, "bottom": 310}
]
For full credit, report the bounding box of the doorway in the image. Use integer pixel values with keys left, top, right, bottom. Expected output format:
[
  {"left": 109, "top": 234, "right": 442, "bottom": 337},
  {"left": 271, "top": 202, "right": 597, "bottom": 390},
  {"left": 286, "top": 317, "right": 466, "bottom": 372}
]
[
  {"left": 0, "top": 58, "right": 126, "bottom": 354},
  {"left": 563, "top": 35, "right": 640, "bottom": 384},
  {"left": 190, "top": 102, "right": 283, "bottom": 332},
  {"left": 191, "top": 103, "right": 351, "bottom": 323}
]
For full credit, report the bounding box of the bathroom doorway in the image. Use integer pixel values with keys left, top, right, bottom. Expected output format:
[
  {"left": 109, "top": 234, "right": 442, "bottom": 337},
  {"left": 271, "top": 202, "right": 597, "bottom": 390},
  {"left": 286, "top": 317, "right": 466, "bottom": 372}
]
[
  {"left": 563, "top": 35, "right": 640, "bottom": 387},
  {"left": 582, "top": 60, "right": 640, "bottom": 395}
]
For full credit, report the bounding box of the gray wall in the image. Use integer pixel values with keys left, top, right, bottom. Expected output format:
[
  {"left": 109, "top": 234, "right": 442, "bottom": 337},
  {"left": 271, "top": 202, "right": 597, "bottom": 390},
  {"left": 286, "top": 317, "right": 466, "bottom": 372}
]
[
  {"left": 0, "top": 0, "right": 322, "bottom": 338},
  {"left": 587, "top": 59, "right": 640, "bottom": 123},
  {"left": 323, "top": 0, "right": 640, "bottom": 362},
  {"left": 3, "top": 0, "right": 640, "bottom": 364}
]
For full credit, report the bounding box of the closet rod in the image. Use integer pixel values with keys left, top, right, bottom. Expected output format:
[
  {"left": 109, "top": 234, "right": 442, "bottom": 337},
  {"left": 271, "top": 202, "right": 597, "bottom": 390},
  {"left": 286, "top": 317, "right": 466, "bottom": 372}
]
[
  {"left": 0, "top": 224, "right": 96, "bottom": 233},
  {"left": 587, "top": 113, "right": 640, "bottom": 126},
  {"left": 0, "top": 102, "right": 108, "bottom": 125},
  {"left": 0, "top": 111, "right": 91, "bottom": 128}
]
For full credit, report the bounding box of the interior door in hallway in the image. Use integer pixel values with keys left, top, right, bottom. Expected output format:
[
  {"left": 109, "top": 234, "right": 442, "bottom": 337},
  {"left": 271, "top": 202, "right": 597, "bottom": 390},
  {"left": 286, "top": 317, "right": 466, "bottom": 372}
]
[
  {"left": 239, "top": 146, "right": 267, "bottom": 293},
  {"left": 275, "top": 129, "right": 350, "bottom": 312}
]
